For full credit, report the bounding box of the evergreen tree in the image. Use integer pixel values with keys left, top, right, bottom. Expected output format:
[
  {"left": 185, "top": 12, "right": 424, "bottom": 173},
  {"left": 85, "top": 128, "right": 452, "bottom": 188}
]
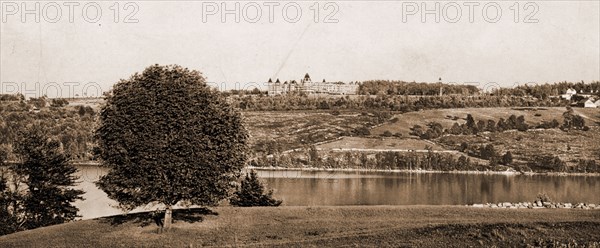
[
  {"left": 502, "top": 151, "right": 513, "bottom": 165},
  {"left": 1, "top": 146, "right": 20, "bottom": 235},
  {"left": 496, "top": 118, "right": 506, "bottom": 132},
  {"left": 3, "top": 128, "right": 84, "bottom": 232},
  {"left": 230, "top": 170, "right": 282, "bottom": 207},
  {"left": 465, "top": 114, "right": 476, "bottom": 133},
  {"left": 0, "top": 174, "right": 18, "bottom": 236},
  {"left": 486, "top": 120, "right": 496, "bottom": 132}
]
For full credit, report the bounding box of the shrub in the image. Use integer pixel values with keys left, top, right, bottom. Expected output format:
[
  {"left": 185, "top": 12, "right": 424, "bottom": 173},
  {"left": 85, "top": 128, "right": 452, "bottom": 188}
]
[
  {"left": 501, "top": 151, "right": 513, "bottom": 165},
  {"left": 528, "top": 155, "right": 567, "bottom": 172},
  {"left": 535, "top": 193, "right": 552, "bottom": 203},
  {"left": 353, "top": 126, "right": 371, "bottom": 136},
  {"left": 382, "top": 130, "right": 393, "bottom": 137},
  {"left": 50, "top": 98, "right": 69, "bottom": 108},
  {"left": 230, "top": 170, "right": 282, "bottom": 207}
]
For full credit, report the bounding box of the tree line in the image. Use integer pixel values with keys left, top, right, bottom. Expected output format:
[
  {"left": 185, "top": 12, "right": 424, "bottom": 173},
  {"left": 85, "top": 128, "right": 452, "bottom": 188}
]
[
  {"left": 229, "top": 94, "right": 567, "bottom": 112},
  {"left": 492, "top": 81, "right": 600, "bottom": 100},
  {"left": 253, "top": 147, "right": 492, "bottom": 172},
  {"left": 411, "top": 108, "right": 588, "bottom": 140},
  {"left": 357, "top": 80, "right": 480, "bottom": 96},
  {"left": 252, "top": 146, "right": 600, "bottom": 173}
]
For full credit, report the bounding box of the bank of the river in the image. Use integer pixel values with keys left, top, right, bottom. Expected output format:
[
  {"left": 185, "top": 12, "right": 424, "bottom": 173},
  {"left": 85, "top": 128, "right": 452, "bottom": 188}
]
[
  {"left": 67, "top": 162, "right": 600, "bottom": 176},
  {"left": 247, "top": 166, "right": 600, "bottom": 177},
  {"left": 1, "top": 206, "right": 599, "bottom": 247}
]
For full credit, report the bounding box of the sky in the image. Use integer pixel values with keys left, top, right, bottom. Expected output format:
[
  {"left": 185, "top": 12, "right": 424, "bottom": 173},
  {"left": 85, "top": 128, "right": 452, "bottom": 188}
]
[{"left": 1, "top": 1, "right": 599, "bottom": 98}]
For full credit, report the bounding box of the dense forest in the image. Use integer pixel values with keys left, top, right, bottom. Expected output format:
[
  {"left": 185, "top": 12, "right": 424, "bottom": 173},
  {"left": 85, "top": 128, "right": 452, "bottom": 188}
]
[{"left": 0, "top": 99, "right": 96, "bottom": 162}]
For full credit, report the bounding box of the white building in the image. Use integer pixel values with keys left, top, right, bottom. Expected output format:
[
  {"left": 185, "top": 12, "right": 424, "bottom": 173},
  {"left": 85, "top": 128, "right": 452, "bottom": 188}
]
[
  {"left": 267, "top": 73, "right": 358, "bottom": 95},
  {"left": 582, "top": 99, "right": 597, "bottom": 108},
  {"left": 561, "top": 88, "right": 577, "bottom": 100}
]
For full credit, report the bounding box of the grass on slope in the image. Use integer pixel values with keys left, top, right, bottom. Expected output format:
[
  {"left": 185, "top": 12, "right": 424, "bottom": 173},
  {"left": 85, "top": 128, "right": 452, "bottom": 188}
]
[
  {"left": 316, "top": 137, "right": 446, "bottom": 151},
  {"left": 1, "top": 206, "right": 599, "bottom": 247},
  {"left": 372, "top": 107, "right": 600, "bottom": 137},
  {"left": 243, "top": 111, "right": 380, "bottom": 153}
]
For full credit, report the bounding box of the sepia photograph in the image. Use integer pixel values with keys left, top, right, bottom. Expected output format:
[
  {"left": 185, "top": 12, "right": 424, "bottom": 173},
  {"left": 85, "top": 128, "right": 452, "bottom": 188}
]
[{"left": 1, "top": 0, "right": 599, "bottom": 247}]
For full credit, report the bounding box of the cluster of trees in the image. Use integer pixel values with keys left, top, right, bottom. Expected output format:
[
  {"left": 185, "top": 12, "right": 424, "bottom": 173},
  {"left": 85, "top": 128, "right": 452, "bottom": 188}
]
[
  {"left": 76, "top": 105, "right": 96, "bottom": 117},
  {"left": 526, "top": 156, "right": 599, "bottom": 173},
  {"left": 561, "top": 107, "right": 588, "bottom": 130},
  {"left": 224, "top": 88, "right": 266, "bottom": 96},
  {"left": 228, "top": 94, "right": 566, "bottom": 112},
  {"left": 411, "top": 109, "right": 587, "bottom": 141},
  {"left": 0, "top": 101, "right": 96, "bottom": 161},
  {"left": 492, "top": 81, "right": 600, "bottom": 100},
  {"left": 254, "top": 145, "right": 600, "bottom": 173},
  {"left": 0, "top": 94, "right": 24, "bottom": 102},
  {"left": 527, "top": 155, "right": 568, "bottom": 172},
  {"left": 50, "top": 98, "right": 69, "bottom": 108},
  {"left": 1, "top": 128, "right": 84, "bottom": 235},
  {"left": 411, "top": 114, "right": 534, "bottom": 140},
  {"left": 26, "top": 97, "right": 70, "bottom": 108},
  {"left": 573, "top": 159, "right": 600, "bottom": 173},
  {"left": 253, "top": 147, "right": 497, "bottom": 171},
  {"left": 357, "top": 81, "right": 480, "bottom": 95},
  {"left": 459, "top": 143, "right": 513, "bottom": 167}
]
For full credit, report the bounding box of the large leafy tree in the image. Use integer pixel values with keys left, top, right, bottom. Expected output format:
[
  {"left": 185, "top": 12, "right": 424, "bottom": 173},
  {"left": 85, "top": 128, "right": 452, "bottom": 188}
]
[{"left": 95, "top": 65, "right": 248, "bottom": 230}]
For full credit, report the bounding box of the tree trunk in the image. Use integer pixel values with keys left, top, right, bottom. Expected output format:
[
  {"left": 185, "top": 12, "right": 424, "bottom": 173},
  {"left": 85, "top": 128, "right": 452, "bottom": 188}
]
[{"left": 163, "top": 206, "right": 173, "bottom": 231}]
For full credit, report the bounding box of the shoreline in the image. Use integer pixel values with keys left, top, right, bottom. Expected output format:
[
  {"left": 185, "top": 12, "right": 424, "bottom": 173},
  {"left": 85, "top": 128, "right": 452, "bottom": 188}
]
[
  {"left": 246, "top": 166, "right": 600, "bottom": 177},
  {"left": 65, "top": 162, "right": 600, "bottom": 176}
]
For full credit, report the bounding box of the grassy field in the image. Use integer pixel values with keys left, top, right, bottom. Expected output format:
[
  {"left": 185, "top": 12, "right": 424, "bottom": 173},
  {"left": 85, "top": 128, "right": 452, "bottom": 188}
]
[
  {"left": 372, "top": 107, "right": 600, "bottom": 137},
  {"left": 1, "top": 206, "right": 599, "bottom": 247},
  {"left": 316, "top": 137, "right": 446, "bottom": 151}
]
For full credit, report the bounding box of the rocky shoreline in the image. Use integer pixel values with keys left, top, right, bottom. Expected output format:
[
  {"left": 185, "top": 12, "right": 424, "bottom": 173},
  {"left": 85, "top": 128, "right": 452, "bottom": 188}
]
[
  {"left": 247, "top": 166, "right": 600, "bottom": 176},
  {"left": 471, "top": 202, "right": 600, "bottom": 209}
]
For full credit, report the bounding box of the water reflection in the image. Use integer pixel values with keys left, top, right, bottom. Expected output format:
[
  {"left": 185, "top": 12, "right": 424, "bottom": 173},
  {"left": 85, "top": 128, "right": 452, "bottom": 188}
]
[
  {"left": 71, "top": 167, "right": 600, "bottom": 219},
  {"left": 256, "top": 170, "right": 600, "bottom": 206}
]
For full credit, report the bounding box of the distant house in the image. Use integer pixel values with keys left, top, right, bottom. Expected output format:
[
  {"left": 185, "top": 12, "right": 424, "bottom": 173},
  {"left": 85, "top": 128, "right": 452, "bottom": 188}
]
[
  {"left": 578, "top": 98, "right": 597, "bottom": 108},
  {"left": 561, "top": 88, "right": 577, "bottom": 100}
]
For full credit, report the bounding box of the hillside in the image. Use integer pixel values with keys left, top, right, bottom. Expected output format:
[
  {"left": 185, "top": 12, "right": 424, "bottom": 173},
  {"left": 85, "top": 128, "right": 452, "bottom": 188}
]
[
  {"left": 372, "top": 107, "right": 600, "bottom": 137},
  {"left": 1, "top": 206, "right": 599, "bottom": 247}
]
